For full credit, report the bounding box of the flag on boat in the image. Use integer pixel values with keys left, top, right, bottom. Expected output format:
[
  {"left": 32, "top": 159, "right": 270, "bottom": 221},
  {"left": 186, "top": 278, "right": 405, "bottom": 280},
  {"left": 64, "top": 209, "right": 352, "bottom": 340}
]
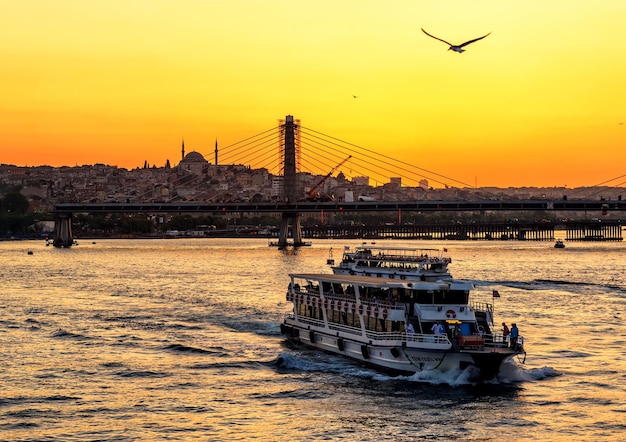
[
  {"left": 443, "top": 248, "right": 448, "bottom": 252},
  {"left": 492, "top": 290, "right": 500, "bottom": 298}
]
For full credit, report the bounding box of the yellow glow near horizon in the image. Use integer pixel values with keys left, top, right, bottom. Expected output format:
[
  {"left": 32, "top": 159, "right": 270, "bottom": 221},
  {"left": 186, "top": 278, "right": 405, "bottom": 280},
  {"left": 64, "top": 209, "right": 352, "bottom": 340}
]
[{"left": 1, "top": 1, "right": 625, "bottom": 187}]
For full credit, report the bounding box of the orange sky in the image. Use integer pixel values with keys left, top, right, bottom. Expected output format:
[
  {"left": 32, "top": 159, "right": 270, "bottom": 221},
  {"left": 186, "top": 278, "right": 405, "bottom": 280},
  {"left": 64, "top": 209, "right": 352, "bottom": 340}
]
[{"left": 1, "top": 1, "right": 625, "bottom": 188}]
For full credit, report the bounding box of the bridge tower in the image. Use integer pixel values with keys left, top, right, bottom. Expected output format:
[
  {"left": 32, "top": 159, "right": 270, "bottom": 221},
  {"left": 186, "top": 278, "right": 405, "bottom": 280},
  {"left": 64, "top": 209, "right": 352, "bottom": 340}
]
[
  {"left": 52, "top": 213, "right": 74, "bottom": 248},
  {"left": 277, "top": 115, "right": 306, "bottom": 248}
]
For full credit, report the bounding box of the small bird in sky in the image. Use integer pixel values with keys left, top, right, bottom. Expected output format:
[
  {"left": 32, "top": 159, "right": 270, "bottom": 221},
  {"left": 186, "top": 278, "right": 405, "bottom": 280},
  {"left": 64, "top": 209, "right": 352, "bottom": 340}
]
[
  {"left": 353, "top": 95, "right": 358, "bottom": 98},
  {"left": 421, "top": 28, "right": 491, "bottom": 53}
]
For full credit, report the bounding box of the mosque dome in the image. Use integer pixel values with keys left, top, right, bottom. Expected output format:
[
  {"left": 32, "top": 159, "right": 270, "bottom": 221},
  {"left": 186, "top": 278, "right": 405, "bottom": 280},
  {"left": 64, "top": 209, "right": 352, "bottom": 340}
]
[{"left": 180, "top": 151, "right": 208, "bottom": 164}]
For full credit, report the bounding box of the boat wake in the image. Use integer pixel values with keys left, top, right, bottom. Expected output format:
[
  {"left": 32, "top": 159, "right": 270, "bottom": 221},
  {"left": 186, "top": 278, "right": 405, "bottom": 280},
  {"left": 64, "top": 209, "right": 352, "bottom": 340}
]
[
  {"left": 472, "top": 278, "right": 625, "bottom": 294},
  {"left": 275, "top": 352, "right": 555, "bottom": 386},
  {"left": 275, "top": 352, "right": 376, "bottom": 379},
  {"left": 496, "top": 361, "right": 561, "bottom": 382}
]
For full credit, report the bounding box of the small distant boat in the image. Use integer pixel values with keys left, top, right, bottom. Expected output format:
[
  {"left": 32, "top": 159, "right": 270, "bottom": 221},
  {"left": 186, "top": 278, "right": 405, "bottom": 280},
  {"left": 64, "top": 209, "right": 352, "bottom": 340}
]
[
  {"left": 281, "top": 273, "right": 526, "bottom": 379},
  {"left": 554, "top": 239, "right": 565, "bottom": 248},
  {"left": 27, "top": 249, "right": 33, "bottom": 255},
  {"left": 331, "top": 246, "right": 452, "bottom": 281}
]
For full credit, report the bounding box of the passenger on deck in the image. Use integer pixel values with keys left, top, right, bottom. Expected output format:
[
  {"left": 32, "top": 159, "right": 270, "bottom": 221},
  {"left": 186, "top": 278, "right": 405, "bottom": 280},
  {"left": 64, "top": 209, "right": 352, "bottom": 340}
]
[
  {"left": 510, "top": 323, "right": 519, "bottom": 348},
  {"left": 451, "top": 324, "right": 460, "bottom": 350},
  {"left": 502, "top": 322, "right": 509, "bottom": 337},
  {"left": 405, "top": 322, "right": 415, "bottom": 335},
  {"left": 431, "top": 320, "right": 445, "bottom": 335}
]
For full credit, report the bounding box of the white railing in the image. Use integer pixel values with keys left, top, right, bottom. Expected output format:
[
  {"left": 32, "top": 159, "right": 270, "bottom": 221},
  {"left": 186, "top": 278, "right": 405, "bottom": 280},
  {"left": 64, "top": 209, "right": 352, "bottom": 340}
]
[
  {"left": 469, "top": 301, "right": 493, "bottom": 314},
  {"left": 364, "top": 330, "right": 451, "bottom": 346},
  {"left": 328, "top": 323, "right": 363, "bottom": 337},
  {"left": 482, "top": 332, "right": 524, "bottom": 349}
]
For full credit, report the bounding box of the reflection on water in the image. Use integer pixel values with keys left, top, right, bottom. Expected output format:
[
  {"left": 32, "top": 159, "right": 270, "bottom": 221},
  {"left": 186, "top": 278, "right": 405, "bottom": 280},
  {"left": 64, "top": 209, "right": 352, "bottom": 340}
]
[{"left": 1, "top": 238, "right": 625, "bottom": 440}]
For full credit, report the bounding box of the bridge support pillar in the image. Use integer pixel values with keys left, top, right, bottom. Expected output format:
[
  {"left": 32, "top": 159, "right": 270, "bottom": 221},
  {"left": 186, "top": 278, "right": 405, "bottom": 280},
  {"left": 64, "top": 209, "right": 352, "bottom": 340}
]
[
  {"left": 278, "top": 212, "right": 303, "bottom": 248},
  {"left": 53, "top": 213, "right": 74, "bottom": 248}
]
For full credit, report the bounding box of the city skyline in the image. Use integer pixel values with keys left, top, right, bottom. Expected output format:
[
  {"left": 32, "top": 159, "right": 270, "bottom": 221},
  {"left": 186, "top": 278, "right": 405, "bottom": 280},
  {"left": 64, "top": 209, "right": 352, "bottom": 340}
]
[{"left": 2, "top": 1, "right": 625, "bottom": 188}]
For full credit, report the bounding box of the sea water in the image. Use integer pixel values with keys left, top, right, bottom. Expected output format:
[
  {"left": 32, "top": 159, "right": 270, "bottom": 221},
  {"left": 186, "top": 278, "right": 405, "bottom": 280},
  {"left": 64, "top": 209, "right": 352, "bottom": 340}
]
[{"left": 1, "top": 238, "right": 625, "bottom": 441}]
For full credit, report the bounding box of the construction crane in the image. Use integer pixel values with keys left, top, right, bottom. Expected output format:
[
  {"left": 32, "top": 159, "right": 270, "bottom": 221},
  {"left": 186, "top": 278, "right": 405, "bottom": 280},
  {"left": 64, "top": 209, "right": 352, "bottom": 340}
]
[{"left": 306, "top": 155, "right": 351, "bottom": 201}]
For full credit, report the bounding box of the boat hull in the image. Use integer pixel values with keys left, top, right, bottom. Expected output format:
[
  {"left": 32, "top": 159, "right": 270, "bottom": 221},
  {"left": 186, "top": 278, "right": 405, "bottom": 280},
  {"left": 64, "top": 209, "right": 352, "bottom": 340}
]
[{"left": 281, "top": 322, "right": 517, "bottom": 379}]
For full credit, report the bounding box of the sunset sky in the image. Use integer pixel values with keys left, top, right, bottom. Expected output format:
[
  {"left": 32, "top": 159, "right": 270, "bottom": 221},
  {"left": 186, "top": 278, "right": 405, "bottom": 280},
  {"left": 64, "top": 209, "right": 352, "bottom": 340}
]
[{"left": 2, "top": 1, "right": 625, "bottom": 188}]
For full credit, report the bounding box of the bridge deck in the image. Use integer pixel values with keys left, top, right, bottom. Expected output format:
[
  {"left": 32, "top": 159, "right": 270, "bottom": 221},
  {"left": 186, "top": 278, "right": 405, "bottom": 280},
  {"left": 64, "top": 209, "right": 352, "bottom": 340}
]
[{"left": 53, "top": 200, "right": 625, "bottom": 214}]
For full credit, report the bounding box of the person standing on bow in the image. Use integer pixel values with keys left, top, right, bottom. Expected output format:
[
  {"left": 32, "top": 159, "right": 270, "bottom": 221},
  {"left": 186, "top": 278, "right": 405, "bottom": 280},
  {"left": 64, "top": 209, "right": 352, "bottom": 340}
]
[
  {"left": 502, "top": 322, "right": 510, "bottom": 346},
  {"left": 509, "top": 323, "right": 519, "bottom": 349}
]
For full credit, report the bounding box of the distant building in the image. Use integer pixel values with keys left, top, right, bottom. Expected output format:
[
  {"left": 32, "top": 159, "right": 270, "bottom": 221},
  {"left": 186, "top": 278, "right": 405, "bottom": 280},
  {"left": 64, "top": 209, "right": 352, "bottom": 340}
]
[
  {"left": 179, "top": 151, "right": 209, "bottom": 176},
  {"left": 352, "top": 176, "right": 369, "bottom": 186},
  {"left": 271, "top": 176, "right": 284, "bottom": 199}
]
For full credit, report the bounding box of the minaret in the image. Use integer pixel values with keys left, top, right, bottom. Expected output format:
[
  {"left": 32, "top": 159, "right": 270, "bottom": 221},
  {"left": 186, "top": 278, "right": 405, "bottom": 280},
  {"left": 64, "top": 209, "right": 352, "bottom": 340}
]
[
  {"left": 181, "top": 138, "right": 185, "bottom": 161},
  {"left": 214, "top": 139, "right": 218, "bottom": 165}
]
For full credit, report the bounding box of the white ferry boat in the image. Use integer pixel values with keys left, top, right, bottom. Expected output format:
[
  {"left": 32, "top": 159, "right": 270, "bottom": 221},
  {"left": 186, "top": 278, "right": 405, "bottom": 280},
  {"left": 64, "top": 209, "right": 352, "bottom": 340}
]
[
  {"left": 331, "top": 246, "right": 452, "bottom": 281},
  {"left": 281, "top": 273, "right": 525, "bottom": 379}
]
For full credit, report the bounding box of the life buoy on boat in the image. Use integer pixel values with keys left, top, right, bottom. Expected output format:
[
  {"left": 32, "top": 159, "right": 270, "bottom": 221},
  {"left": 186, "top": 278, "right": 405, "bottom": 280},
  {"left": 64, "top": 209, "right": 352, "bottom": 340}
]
[
  {"left": 382, "top": 308, "right": 388, "bottom": 319},
  {"left": 446, "top": 309, "right": 456, "bottom": 319},
  {"left": 344, "top": 301, "right": 349, "bottom": 312},
  {"left": 374, "top": 306, "right": 379, "bottom": 317},
  {"left": 306, "top": 295, "right": 311, "bottom": 306},
  {"left": 358, "top": 304, "right": 364, "bottom": 315},
  {"left": 366, "top": 305, "right": 371, "bottom": 316},
  {"left": 323, "top": 299, "right": 329, "bottom": 309},
  {"left": 316, "top": 297, "right": 322, "bottom": 307},
  {"left": 351, "top": 303, "right": 356, "bottom": 314}
]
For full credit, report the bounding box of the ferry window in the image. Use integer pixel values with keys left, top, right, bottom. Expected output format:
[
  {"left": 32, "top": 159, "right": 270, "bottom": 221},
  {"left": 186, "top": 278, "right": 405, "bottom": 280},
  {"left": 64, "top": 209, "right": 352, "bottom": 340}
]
[
  {"left": 443, "top": 290, "right": 468, "bottom": 304},
  {"left": 433, "top": 290, "right": 446, "bottom": 304},
  {"left": 416, "top": 290, "right": 434, "bottom": 304},
  {"left": 398, "top": 288, "right": 416, "bottom": 302}
]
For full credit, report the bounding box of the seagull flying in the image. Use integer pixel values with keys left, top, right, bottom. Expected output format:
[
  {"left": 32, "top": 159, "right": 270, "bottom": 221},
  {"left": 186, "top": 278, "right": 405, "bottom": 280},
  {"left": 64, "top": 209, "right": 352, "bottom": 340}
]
[{"left": 421, "top": 28, "right": 491, "bottom": 53}]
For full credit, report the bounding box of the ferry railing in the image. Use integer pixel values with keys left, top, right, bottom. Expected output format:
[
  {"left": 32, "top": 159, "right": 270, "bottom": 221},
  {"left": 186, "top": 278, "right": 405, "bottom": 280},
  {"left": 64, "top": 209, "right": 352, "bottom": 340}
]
[
  {"left": 324, "top": 293, "right": 357, "bottom": 304},
  {"left": 364, "top": 331, "right": 450, "bottom": 347},
  {"left": 377, "top": 254, "right": 451, "bottom": 264},
  {"left": 328, "top": 323, "right": 363, "bottom": 337},
  {"left": 469, "top": 301, "right": 493, "bottom": 314},
  {"left": 481, "top": 332, "right": 522, "bottom": 349},
  {"left": 322, "top": 296, "right": 405, "bottom": 315},
  {"left": 289, "top": 315, "right": 325, "bottom": 328},
  {"left": 285, "top": 312, "right": 363, "bottom": 337}
]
